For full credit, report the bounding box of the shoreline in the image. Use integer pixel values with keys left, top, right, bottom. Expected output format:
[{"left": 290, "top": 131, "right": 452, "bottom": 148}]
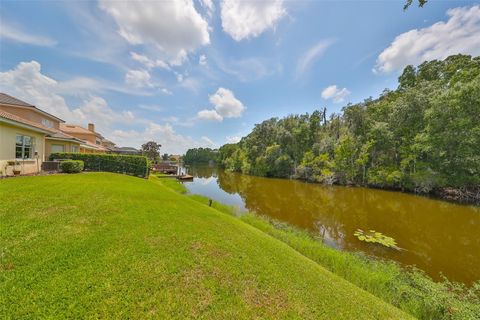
[
  {"left": 157, "top": 175, "right": 480, "bottom": 319},
  {"left": 217, "top": 167, "right": 480, "bottom": 206}
]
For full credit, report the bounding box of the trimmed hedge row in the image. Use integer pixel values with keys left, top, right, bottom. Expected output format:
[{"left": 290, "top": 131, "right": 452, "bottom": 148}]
[
  {"left": 50, "top": 153, "right": 149, "bottom": 178},
  {"left": 60, "top": 160, "right": 84, "bottom": 173}
]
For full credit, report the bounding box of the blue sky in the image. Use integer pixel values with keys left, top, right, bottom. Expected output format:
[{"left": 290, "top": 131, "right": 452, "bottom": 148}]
[{"left": 1, "top": 0, "right": 479, "bottom": 154}]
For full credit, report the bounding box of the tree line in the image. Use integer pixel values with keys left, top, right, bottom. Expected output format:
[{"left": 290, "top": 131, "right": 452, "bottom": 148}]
[
  {"left": 218, "top": 54, "right": 480, "bottom": 199},
  {"left": 183, "top": 148, "right": 219, "bottom": 165}
]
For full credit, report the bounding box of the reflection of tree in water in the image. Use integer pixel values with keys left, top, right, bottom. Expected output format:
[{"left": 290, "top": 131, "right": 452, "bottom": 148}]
[
  {"left": 189, "top": 166, "right": 218, "bottom": 178},
  {"left": 216, "top": 169, "right": 480, "bottom": 283}
]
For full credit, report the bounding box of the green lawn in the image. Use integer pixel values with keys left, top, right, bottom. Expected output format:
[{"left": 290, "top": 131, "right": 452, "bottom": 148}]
[{"left": 0, "top": 173, "right": 410, "bottom": 319}]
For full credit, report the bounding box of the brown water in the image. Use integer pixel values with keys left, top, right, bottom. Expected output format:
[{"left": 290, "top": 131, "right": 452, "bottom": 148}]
[{"left": 184, "top": 166, "right": 480, "bottom": 284}]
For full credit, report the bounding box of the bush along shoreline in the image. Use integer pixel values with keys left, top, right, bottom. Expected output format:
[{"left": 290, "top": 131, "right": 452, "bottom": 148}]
[
  {"left": 156, "top": 176, "right": 480, "bottom": 320},
  {"left": 214, "top": 55, "right": 480, "bottom": 206}
]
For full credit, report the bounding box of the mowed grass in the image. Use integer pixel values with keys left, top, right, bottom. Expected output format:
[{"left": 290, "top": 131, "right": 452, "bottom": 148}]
[{"left": 0, "top": 173, "right": 410, "bottom": 319}]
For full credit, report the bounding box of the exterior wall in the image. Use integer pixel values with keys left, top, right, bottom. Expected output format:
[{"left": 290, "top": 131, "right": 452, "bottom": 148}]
[
  {"left": 0, "top": 122, "right": 45, "bottom": 176},
  {"left": 45, "top": 139, "right": 81, "bottom": 160},
  {"left": 0, "top": 105, "right": 60, "bottom": 129},
  {"left": 66, "top": 132, "right": 96, "bottom": 144}
]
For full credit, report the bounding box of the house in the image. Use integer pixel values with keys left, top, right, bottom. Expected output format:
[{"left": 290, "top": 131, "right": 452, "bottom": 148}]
[
  {"left": 0, "top": 92, "right": 142, "bottom": 177},
  {"left": 59, "top": 123, "right": 110, "bottom": 154},
  {"left": 111, "top": 146, "right": 141, "bottom": 155},
  {"left": 0, "top": 93, "right": 83, "bottom": 176}
]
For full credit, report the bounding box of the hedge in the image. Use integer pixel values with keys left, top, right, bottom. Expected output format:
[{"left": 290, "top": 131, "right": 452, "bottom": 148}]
[
  {"left": 50, "top": 153, "right": 149, "bottom": 178},
  {"left": 60, "top": 160, "right": 84, "bottom": 173}
]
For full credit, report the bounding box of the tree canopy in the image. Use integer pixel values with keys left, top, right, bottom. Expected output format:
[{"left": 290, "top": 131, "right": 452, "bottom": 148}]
[
  {"left": 219, "top": 55, "right": 480, "bottom": 195},
  {"left": 141, "top": 141, "right": 161, "bottom": 163},
  {"left": 183, "top": 148, "right": 219, "bottom": 165}
]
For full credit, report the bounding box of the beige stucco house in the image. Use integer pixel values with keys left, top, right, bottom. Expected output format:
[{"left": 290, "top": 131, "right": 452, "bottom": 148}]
[
  {"left": 0, "top": 92, "right": 129, "bottom": 176},
  {"left": 0, "top": 110, "right": 50, "bottom": 176},
  {"left": 0, "top": 93, "right": 84, "bottom": 176},
  {"left": 59, "top": 123, "right": 111, "bottom": 154}
]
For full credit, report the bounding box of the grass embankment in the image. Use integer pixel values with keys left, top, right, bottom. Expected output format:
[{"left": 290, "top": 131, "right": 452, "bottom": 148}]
[
  {"left": 167, "top": 180, "right": 480, "bottom": 320},
  {"left": 0, "top": 173, "right": 408, "bottom": 319}
]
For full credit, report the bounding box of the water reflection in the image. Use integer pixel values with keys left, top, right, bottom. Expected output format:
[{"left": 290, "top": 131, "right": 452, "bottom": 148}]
[{"left": 184, "top": 166, "right": 480, "bottom": 284}]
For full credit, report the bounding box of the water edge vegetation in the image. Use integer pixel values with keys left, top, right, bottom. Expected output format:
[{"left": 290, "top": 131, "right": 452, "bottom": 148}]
[{"left": 163, "top": 177, "right": 480, "bottom": 320}]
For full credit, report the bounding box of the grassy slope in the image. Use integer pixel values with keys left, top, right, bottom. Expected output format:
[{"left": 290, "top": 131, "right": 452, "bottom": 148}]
[{"left": 0, "top": 173, "right": 410, "bottom": 319}]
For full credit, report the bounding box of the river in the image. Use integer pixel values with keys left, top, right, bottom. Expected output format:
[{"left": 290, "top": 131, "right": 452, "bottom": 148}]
[{"left": 182, "top": 166, "right": 480, "bottom": 284}]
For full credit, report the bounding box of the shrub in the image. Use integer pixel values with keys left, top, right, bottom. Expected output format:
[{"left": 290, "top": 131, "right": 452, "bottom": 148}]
[
  {"left": 60, "top": 160, "right": 84, "bottom": 173},
  {"left": 50, "top": 153, "right": 149, "bottom": 178}
]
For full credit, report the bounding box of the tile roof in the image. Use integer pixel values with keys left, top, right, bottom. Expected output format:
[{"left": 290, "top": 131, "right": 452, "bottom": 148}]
[
  {"left": 0, "top": 110, "right": 55, "bottom": 133},
  {"left": 46, "top": 129, "right": 84, "bottom": 142},
  {"left": 0, "top": 92, "right": 64, "bottom": 122},
  {"left": 0, "top": 93, "right": 33, "bottom": 107},
  {"left": 60, "top": 123, "right": 95, "bottom": 135},
  {"left": 80, "top": 140, "right": 110, "bottom": 151}
]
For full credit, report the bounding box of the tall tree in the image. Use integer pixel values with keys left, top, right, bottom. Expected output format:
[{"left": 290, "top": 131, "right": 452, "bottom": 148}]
[{"left": 141, "top": 141, "right": 161, "bottom": 163}]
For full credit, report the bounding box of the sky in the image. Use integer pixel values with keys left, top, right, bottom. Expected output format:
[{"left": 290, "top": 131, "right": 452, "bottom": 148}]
[{"left": 1, "top": 0, "right": 479, "bottom": 154}]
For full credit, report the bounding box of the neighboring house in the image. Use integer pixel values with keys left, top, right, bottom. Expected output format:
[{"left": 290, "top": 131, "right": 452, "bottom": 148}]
[
  {"left": 0, "top": 93, "right": 82, "bottom": 176},
  {"left": 101, "top": 138, "right": 116, "bottom": 150},
  {"left": 111, "top": 146, "right": 141, "bottom": 155},
  {"left": 59, "top": 123, "right": 110, "bottom": 154}
]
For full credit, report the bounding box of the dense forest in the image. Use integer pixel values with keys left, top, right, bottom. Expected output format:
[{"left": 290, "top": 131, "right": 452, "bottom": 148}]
[
  {"left": 218, "top": 55, "right": 480, "bottom": 202},
  {"left": 183, "top": 147, "right": 219, "bottom": 165}
]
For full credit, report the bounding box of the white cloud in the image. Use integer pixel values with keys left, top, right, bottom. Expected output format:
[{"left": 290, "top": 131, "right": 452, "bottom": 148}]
[
  {"left": 197, "top": 87, "right": 245, "bottom": 121},
  {"left": 218, "top": 57, "right": 271, "bottom": 82},
  {"left": 138, "top": 105, "right": 164, "bottom": 112},
  {"left": 297, "top": 39, "right": 335, "bottom": 78},
  {"left": 321, "top": 85, "right": 350, "bottom": 103},
  {"left": 200, "top": 0, "right": 215, "bottom": 17},
  {"left": 197, "top": 109, "right": 223, "bottom": 121},
  {"left": 209, "top": 87, "right": 245, "bottom": 118},
  {"left": 221, "top": 0, "right": 286, "bottom": 41},
  {"left": 201, "top": 136, "right": 216, "bottom": 147},
  {"left": 111, "top": 123, "right": 214, "bottom": 154},
  {"left": 0, "top": 60, "right": 135, "bottom": 129},
  {"left": 199, "top": 54, "right": 207, "bottom": 66},
  {"left": 161, "top": 88, "right": 173, "bottom": 95},
  {"left": 0, "top": 61, "right": 75, "bottom": 121},
  {"left": 130, "top": 52, "right": 170, "bottom": 70},
  {"left": 375, "top": 5, "right": 480, "bottom": 73},
  {"left": 226, "top": 135, "right": 241, "bottom": 143},
  {"left": 0, "top": 22, "right": 57, "bottom": 47},
  {"left": 72, "top": 96, "right": 136, "bottom": 130},
  {"left": 0, "top": 60, "right": 202, "bottom": 153},
  {"left": 125, "top": 69, "right": 152, "bottom": 88},
  {"left": 0, "top": 62, "right": 153, "bottom": 122},
  {"left": 99, "top": 0, "right": 210, "bottom": 65}
]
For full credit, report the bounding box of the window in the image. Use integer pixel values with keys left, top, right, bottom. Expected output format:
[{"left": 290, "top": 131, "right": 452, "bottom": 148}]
[
  {"left": 41, "top": 118, "right": 54, "bottom": 128},
  {"left": 71, "top": 145, "right": 79, "bottom": 153},
  {"left": 95, "top": 139, "right": 101, "bottom": 145},
  {"left": 51, "top": 144, "right": 65, "bottom": 153},
  {"left": 16, "top": 135, "right": 34, "bottom": 159}
]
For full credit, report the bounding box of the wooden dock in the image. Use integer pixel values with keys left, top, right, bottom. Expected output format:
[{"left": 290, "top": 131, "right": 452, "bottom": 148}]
[
  {"left": 151, "top": 163, "right": 178, "bottom": 174},
  {"left": 155, "top": 174, "right": 193, "bottom": 181},
  {"left": 177, "top": 175, "right": 193, "bottom": 181}
]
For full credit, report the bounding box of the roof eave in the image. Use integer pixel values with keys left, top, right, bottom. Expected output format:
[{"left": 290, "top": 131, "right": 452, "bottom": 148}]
[
  {"left": 0, "top": 103, "right": 65, "bottom": 123},
  {"left": 46, "top": 136, "right": 83, "bottom": 143},
  {"left": 0, "top": 117, "right": 54, "bottom": 134}
]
